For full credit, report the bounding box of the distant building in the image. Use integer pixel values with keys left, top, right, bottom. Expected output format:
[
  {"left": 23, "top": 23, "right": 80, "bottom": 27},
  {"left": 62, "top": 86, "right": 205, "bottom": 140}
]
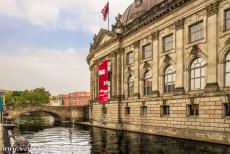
[
  {"left": 49, "top": 96, "right": 62, "bottom": 106},
  {"left": 61, "top": 92, "right": 90, "bottom": 107}
]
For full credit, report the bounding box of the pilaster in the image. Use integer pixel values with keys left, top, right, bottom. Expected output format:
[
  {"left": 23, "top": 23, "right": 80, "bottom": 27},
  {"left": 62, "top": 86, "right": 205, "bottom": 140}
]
[
  {"left": 205, "top": 2, "right": 219, "bottom": 92},
  {"left": 151, "top": 31, "right": 160, "bottom": 96},
  {"left": 133, "top": 40, "right": 140, "bottom": 98},
  {"left": 111, "top": 52, "right": 117, "bottom": 98},
  {"left": 175, "top": 19, "right": 185, "bottom": 94}
]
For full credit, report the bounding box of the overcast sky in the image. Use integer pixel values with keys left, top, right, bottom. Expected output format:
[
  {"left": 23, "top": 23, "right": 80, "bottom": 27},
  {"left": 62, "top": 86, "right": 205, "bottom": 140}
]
[{"left": 0, "top": 0, "right": 133, "bottom": 95}]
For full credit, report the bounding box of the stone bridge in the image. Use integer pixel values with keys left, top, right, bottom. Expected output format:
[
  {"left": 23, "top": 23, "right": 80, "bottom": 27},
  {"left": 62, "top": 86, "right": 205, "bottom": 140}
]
[{"left": 5, "top": 106, "right": 89, "bottom": 123}]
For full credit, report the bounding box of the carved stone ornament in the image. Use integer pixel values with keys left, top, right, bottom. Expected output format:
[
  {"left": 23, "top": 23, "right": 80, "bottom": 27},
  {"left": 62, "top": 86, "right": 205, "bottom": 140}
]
[
  {"left": 133, "top": 40, "right": 140, "bottom": 48},
  {"left": 190, "top": 45, "right": 200, "bottom": 58},
  {"left": 164, "top": 54, "right": 171, "bottom": 64},
  {"left": 143, "top": 61, "right": 150, "bottom": 69},
  {"left": 112, "top": 14, "right": 123, "bottom": 35},
  {"left": 127, "top": 67, "right": 132, "bottom": 75},
  {"left": 206, "top": 1, "right": 219, "bottom": 17},
  {"left": 135, "top": 0, "right": 143, "bottom": 7},
  {"left": 151, "top": 31, "right": 159, "bottom": 40},
  {"left": 175, "top": 19, "right": 184, "bottom": 30}
]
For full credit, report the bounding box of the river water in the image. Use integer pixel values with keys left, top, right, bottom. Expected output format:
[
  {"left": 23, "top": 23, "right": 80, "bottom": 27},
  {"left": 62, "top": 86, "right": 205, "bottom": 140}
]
[{"left": 12, "top": 114, "right": 230, "bottom": 154}]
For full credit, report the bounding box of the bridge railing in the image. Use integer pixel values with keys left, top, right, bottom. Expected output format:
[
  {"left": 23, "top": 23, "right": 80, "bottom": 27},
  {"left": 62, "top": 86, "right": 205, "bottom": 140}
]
[{"left": 7, "top": 105, "right": 89, "bottom": 110}]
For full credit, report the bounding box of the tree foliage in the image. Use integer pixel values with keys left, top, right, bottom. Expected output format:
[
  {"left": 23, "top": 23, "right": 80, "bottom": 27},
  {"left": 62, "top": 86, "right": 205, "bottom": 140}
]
[{"left": 5, "top": 88, "right": 50, "bottom": 106}]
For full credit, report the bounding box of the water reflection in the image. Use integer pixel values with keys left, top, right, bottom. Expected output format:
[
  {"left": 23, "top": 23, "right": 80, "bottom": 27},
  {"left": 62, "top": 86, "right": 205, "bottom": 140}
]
[{"left": 13, "top": 115, "right": 230, "bottom": 154}]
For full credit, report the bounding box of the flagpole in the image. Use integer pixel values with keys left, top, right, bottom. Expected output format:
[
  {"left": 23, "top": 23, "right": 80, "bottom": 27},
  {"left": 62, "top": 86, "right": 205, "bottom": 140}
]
[{"left": 108, "top": 1, "right": 110, "bottom": 31}]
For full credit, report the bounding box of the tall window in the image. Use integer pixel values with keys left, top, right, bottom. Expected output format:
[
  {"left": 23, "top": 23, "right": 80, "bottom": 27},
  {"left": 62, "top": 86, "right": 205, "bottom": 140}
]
[
  {"left": 189, "top": 21, "right": 203, "bottom": 42},
  {"left": 143, "top": 71, "right": 152, "bottom": 96},
  {"left": 143, "top": 44, "right": 152, "bottom": 59},
  {"left": 225, "top": 52, "right": 230, "bottom": 86},
  {"left": 128, "top": 76, "right": 134, "bottom": 97},
  {"left": 190, "top": 58, "right": 206, "bottom": 90},
  {"left": 163, "top": 34, "right": 173, "bottom": 52},
  {"left": 225, "top": 9, "right": 230, "bottom": 30},
  {"left": 164, "top": 65, "right": 175, "bottom": 93},
  {"left": 127, "top": 51, "right": 134, "bottom": 65}
]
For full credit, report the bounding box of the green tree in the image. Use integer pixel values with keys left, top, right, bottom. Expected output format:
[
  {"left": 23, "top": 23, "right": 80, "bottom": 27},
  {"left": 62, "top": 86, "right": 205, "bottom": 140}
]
[{"left": 5, "top": 88, "right": 50, "bottom": 107}]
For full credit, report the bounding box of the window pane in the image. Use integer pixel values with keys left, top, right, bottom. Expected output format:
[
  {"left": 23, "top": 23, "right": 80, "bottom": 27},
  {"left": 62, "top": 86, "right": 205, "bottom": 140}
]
[
  {"left": 226, "top": 62, "right": 230, "bottom": 72},
  {"left": 164, "top": 35, "right": 173, "bottom": 52},
  {"left": 225, "top": 73, "right": 230, "bottom": 86},
  {"left": 201, "top": 77, "right": 205, "bottom": 89},
  {"left": 226, "top": 104, "right": 230, "bottom": 116},
  {"left": 190, "top": 22, "right": 203, "bottom": 42},
  {"left": 195, "top": 79, "right": 200, "bottom": 90},
  {"left": 226, "top": 53, "right": 230, "bottom": 61},
  {"left": 191, "top": 79, "right": 194, "bottom": 90},
  {"left": 143, "top": 44, "right": 151, "bottom": 59},
  {"left": 195, "top": 68, "right": 200, "bottom": 78},
  {"left": 191, "top": 70, "right": 194, "bottom": 78}
]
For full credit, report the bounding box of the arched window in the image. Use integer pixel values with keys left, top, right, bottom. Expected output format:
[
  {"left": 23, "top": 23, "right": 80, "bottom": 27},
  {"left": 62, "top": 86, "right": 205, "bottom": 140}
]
[
  {"left": 128, "top": 75, "right": 134, "bottom": 97},
  {"left": 225, "top": 52, "right": 230, "bottom": 86},
  {"left": 190, "top": 57, "right": 206, "bottom": 90},
  {"left": 144, "top": 71, "right": 152, "bottom": 95},
  {"left": 164, "top": 65, "right": 175, "bottom": 93}
]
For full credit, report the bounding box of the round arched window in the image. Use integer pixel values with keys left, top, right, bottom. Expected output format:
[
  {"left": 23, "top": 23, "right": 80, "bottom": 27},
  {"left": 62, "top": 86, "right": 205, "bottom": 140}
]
[
  {"left": 143, "top": 71, "right": 152, "bottom": 95},
  {"left": 190, "top": 58, "right": 206, "bottom": 90},
  {"left": 164, "top": 65, "right": 175, "bottom": 93},
  {"left": 225, "top": 52, "right": 230, "bottom": 87},
  {"left": 128, "top": 76, "right": 134, "bottom": 97}
]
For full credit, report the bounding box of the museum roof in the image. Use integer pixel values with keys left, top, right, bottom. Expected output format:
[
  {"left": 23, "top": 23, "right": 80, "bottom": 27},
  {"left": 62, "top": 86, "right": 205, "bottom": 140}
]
[{"left": 121, "top": 0, "right": 164, "bottom": 24}]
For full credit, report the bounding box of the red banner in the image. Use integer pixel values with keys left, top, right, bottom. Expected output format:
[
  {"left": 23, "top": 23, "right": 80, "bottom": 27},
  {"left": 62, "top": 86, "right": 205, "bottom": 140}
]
[{"left": 98, "top": 59, "right": 108, "bottom": 103}]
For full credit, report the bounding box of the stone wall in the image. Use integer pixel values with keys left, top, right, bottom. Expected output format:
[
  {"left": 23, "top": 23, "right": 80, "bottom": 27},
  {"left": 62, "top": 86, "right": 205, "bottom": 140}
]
[{"left": 91, "top": 93, "right": 230, "bottom": 144}]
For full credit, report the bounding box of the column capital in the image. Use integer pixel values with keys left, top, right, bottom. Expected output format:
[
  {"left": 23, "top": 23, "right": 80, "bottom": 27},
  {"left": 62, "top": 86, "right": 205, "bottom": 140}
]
[
  {"left": 151, "top": 31, "right": 159, "bottom": 41},
  {"left": 175, "top": 19, "right": 184, "bottom": 31},
  {"left": 133, "top": 40, "right": 140, "bottom": 48},
  {"left": 206, "top": 1, "right": 219, "bottom": 17}
]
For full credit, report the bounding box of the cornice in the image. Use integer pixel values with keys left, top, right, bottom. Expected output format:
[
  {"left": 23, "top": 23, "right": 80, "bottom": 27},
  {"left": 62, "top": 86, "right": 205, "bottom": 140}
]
[{"left": 121, "top": 0, "right": 191, "bottom": 38}]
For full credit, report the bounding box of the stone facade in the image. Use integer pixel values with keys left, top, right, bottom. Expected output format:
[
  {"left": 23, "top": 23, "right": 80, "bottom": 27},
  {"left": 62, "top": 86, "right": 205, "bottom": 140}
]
[{"left": 87, "top": 0, "right": 230, "bottom": 144}]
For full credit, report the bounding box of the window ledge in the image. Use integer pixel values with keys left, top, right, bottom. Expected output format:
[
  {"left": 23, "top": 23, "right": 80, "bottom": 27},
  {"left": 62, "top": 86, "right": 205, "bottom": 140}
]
[
  {"left": 141, "top": 57, "right": 152, "bottom": 63},
  {"left": 162, "top": 93, "right": 175, "bottom": 97},
  {"left": 161, "top": 49, "right": 175, "bottom": 56},
  {"left": 187, "top": 116, "right": 199, "bottom": 118},
  {"left": 188, "top": 90, "right": 205, "bottom": 95},
  {"left": 160, "top": 115, "right": 169, "bottom": 118},
  {"left": 224, "top": 116, "right": 230, "bottom": 119},
  {"left": 125, "top": 63, "right": 135, "bottom": 68},
  {"left": 223, "top": 87, "right": 230, "bottom": 91},
  {"left": 186, "top": 38, "right": 205, "bottom": 48}
]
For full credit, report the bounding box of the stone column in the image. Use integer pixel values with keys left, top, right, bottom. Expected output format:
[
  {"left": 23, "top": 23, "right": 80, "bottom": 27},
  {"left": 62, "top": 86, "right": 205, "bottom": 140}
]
[
  {"left": 205, "top": 1, "right": 219, "bottom": 92},
  {"left": 89, "top": 65, "right": 94, "bottom": 100},
  {"left": 95, "top": 62, "right": 99, "bottom": 100},
  {"left": 133, "top": 40, "right": 140, "bottom": 98},
  {"left": 116, "top": 48, "right": 122, "bottom": 97},
  {"left": 175, "top": 19, "right": 185, "bottom": 94},
  {"left": 151, "top": 31, "right": 160, "bottom": 96},
  {"left": 111, "top": 52, "right": 117, "bottom": 98}
]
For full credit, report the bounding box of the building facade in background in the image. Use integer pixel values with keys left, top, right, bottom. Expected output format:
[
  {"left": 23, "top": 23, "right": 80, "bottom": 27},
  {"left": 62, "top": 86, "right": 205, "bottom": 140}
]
[
  {"left": 87, "top": 0, "right": 230, "bottom": 144},
  {"left": 61, "top": 92, "right": 90, "bottom": 107}
]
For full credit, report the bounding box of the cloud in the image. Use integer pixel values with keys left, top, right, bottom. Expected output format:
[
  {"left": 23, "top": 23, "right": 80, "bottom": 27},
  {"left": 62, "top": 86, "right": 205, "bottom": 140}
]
[
  {"left": 0, "top": 47, "right": 89, "bottom": 95},
  {"left": 0, "top": 0, "right": 133, "bottom": 33}
]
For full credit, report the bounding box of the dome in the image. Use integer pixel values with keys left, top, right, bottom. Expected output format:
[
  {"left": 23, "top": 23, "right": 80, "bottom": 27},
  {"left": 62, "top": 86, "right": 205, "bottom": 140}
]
[{"left": 121, "top": 0, "right": 164, "bottom": 24}]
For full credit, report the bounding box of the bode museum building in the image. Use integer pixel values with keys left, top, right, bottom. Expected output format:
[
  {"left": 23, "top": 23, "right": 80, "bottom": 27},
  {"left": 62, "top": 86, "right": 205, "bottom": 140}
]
[{"left": 87, "top": 0, "right": 230, "bottom": 144}]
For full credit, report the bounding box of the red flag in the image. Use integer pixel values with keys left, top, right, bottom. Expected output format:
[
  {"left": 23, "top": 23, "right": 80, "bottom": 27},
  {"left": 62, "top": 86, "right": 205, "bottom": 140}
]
[{"left": 101, "top": 2, "right": 109, "bottom": 21}]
